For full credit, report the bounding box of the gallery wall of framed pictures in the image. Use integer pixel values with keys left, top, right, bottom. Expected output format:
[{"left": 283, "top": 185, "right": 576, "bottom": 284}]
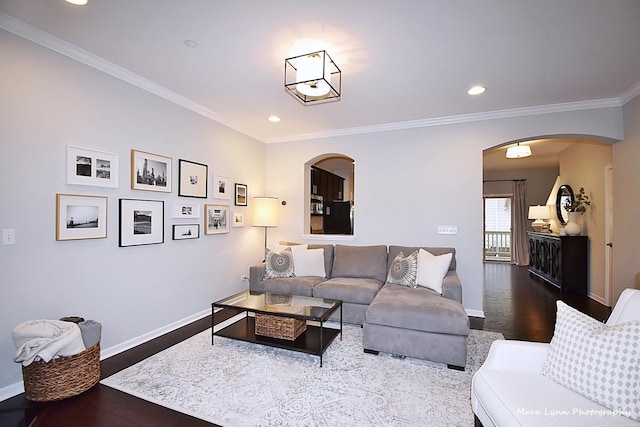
[{"left": 59, "top": 145, "right": 250, "bottom": 245}]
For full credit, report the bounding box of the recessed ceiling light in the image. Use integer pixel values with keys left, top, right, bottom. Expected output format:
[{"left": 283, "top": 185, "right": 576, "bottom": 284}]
[
  {"left": 268, "top": 116, "right": 281, "bottom": 122},
  {"left": 184, "top": 40, "right": 198, "bottom": 48},
  {"left": 65, "top": 0, "right": 88, "bottom": 5},
  {"left": 468, "top": 85, "right": 486, "bottom": 96}
]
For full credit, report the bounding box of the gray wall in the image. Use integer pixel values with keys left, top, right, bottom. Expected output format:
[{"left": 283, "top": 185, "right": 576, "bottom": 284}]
[
  {"left": 265, "top": 110, "right": 623, "bottom": 315},
  {"left": 0, "top": 26, "right": 635, "bottom": 396},
  {"left": 0, "top": 31, "right": 266, "bottom": 392}
]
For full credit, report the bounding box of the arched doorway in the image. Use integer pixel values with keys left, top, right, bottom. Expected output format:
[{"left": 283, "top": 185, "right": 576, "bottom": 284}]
[
  {"left": 483, "top": 137, "right": 615, "bottom": 305},
  {"left": 304, "top": 154, "right": 354, "bottom": 235}
]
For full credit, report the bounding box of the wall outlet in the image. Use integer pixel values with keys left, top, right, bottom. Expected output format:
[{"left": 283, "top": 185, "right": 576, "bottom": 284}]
[
  {"left": 240, "top": 275, "right": 249, "bottom": 281},
  {"left": 437, "top": 225, "right": 458, "bottom": 235}
]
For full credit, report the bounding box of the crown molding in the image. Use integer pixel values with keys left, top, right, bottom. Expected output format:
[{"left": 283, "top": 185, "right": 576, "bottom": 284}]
[
  {"left": 619, "top": 80, "right": 640, "bottom": 105},
  {"left": 0, "top": 13, "right": 260, "bottom": 141},
  {"left": 2, "top": 12, "right": 634, "bottom": 146},
  {"left": 266, "top": 98, "right": 622, "bottom": 143}
]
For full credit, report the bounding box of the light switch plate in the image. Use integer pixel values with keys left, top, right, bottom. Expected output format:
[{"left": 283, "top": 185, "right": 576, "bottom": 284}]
[
  {"left": 3, "top": 228, "right": 16, "bottom": 245},
  {"left": 437, "top": 225, "right": 458, "bottom": 235}
]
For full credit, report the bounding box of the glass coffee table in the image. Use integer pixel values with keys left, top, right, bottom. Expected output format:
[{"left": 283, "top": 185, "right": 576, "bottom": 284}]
[{"left": 212, "top": 291, "right": 342, "bottom": 367}]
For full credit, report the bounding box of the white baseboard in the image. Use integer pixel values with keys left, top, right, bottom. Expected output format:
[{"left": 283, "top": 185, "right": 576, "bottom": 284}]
[
  {"left": 466, "top": 308, "right": 485, "bottom": 318},
  {"left": 0, "top": 308, "right": 211, "bottom": 403},
  {"left": 0, "top": 381, "right": 24, "bottom": 403},
  {"left": 100, "top": 308, "right": 211, "bottom": 360}
]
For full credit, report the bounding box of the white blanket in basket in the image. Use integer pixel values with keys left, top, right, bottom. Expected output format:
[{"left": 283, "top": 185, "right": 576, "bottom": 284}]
[{"left": 13, "top": 319, "right": 86, "bottom": 366}]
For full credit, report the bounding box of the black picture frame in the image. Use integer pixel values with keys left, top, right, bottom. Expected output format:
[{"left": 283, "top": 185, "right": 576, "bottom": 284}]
[
  {"left": 178, "top": 159, "right": 208, "bottom": 198},
  {"left": 119, "top": 199, "right": 165, "bottom": 247},
  {"left": 234, "top": 183, "right": 248, "bottom": 206}
]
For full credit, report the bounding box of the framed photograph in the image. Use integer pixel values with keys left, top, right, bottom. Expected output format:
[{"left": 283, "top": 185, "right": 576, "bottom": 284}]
[
  {"left": 66, "top": 145, "right": 119, "bottom": 188},
  {"left": 131, "top": 149, "right": 172, "bottom": 193},
  {"left": 234, "top": 183, "right": 248, "bottom": 206},
  {"left": 232, "top": 211, "right": 245, "bottom": 227},
  {"left": 178, "top": 159, "right": 208, "bottom": 198},
  {"left": 172, "top": 224, "right": 200, "bottom": 240},
  {"left": 119, "top": 199, "right": 164, "bottom": 247},
  {"left": 56, "top": 194, "right": 108, "bottom": 241},
  {"left": 212, "top": 175, "right": 230, "bottom": 200},
  {"left": 172, "top": 202, "right": 200, "bottom": 219},
  {"left": 205, "top": 204, "right": 230, "bottom": 234}
]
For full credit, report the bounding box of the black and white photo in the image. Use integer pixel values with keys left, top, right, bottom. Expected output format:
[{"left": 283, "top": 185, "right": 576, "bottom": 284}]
[
  {"left": 119, "top": 199, "right": 164, "bottom": 246},
  {"left": 66, "top": 145, "right": 119, "bottom": 188},
  {"left": 205, "top": 204, "right": 229, "bottom": 234},
  {"left": 56, "top": 194, "right": 108, "bottom": 241},
  {"left": 178, "top": 159, "right": 208, "bottom": 198},
  {"left": 131, "top": 149, "right": 172, "bottom": 193}
]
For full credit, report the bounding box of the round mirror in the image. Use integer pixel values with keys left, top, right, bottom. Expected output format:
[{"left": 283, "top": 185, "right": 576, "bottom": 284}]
[{"left": 556, "top": 185, "right": 574, "bottom": 225}]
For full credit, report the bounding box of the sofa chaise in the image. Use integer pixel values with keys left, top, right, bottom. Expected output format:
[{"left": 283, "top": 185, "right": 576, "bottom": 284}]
[{"left": 249, "top": 243, "right": 470, "bottom": 369}]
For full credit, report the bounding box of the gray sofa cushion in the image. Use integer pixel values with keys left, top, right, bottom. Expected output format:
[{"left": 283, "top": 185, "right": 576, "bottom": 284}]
[
  {"left": 313, "top": 277, "right": 382, "bottom": 305},
  {"left": 366, "top": 285, "right": 469, "bottom": 335},
  {"left": 251, "top": 276, "right": 325, "bottom": 297},
  {"left": 388, "top": 246, "right": 456, "bottom": 271},
  {"left": 331, "top": 245, "right": 388, "bottom": 283}
]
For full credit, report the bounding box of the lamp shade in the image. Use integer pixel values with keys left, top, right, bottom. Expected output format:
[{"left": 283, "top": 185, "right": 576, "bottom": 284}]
[
  {"left": 253, "top": 197, "right": 278, "bottom": 227},
  {"left": 506, "top": 144, "right": 532, "bottom": 159},
  {"left": 296, "top": 53, "right": 331, "bottom": 97},
  {"left": 528, "top": 205, "right": 550, "bottom": 220}
]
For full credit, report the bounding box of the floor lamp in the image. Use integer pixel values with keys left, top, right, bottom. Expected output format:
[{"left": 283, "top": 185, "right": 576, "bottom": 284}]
[{"left": 253, "top": 197, "right": 278, "bottom": 258}]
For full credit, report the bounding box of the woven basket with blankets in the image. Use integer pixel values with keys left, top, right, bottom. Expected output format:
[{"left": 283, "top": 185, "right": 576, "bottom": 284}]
[{"left": 12, "top": 316, "right": 102, "bottom": 401}]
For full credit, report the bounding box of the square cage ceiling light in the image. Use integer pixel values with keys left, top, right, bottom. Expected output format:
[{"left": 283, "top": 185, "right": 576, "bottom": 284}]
[{"left": 285, "top": 50, "right": 341, "bottom": 105}]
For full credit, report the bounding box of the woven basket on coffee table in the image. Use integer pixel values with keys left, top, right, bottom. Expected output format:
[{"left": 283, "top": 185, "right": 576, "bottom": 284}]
[{"left": 21, "top": 343, "right": 101, "bottom": 402}]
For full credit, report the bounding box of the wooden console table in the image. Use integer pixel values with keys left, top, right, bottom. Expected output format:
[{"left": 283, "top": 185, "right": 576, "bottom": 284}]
[{"left": 527, "top": 231, "right": 587, "bottom": 296}]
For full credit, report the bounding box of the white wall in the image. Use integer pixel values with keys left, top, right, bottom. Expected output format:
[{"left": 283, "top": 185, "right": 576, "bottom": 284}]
[
  {"left": 0, "top": 31, "right": 266, "bottom": 391},
  {"left": 613, "top": 95, "right": 640, "bottom": 301},
  {"left": 265, "top": 111, "right": 624, "bottom": 315}
]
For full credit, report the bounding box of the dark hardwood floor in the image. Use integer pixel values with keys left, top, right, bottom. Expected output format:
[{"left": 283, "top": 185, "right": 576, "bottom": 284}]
[{"left": 0, "top": 263, "right": 610, "bottom": 427}]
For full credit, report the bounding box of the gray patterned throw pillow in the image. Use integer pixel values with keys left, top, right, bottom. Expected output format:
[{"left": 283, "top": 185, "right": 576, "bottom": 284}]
[
  {"left": 264, "top": 247, "right": 295, "bottom": 279},
  {"left": 542, "top": 301, "right": 640, "bottom": 421},
  {"left": 386, "top": 251, "right": 418, "bottom": 287}
]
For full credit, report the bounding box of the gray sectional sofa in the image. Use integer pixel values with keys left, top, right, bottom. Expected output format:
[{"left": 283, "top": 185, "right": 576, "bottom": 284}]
[{"left": 249, "top": 244, "right": 471, "bottom": 370}]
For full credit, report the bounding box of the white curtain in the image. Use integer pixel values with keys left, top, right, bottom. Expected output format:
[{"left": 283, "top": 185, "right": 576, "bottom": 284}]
[{"left": 512, "top": 181, "right": 530, "bottom": 266}]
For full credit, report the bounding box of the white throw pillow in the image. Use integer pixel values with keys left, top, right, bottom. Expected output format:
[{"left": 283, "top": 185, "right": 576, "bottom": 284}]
[
  {"left": 273, "top": 243, "right": 308, "bottom": 258},
  {"left": 292, "top": 248, "right": 326, "bottom": 277},
  {"left": 543, "top": 301, "right": 640, "bottom": 421},
  {"left": 416, "top": 249, "right": 452, "bottom": 294}
]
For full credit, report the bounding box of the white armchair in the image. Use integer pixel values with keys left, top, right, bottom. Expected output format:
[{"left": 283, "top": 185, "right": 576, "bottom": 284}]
[{"left": 472, "top": 288, "right": 640, "bottom": 426}]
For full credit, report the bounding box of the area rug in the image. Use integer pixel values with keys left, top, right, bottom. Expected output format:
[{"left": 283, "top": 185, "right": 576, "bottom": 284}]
[{"left": 101, "top": 323, "right": 503, "bottom": 427}]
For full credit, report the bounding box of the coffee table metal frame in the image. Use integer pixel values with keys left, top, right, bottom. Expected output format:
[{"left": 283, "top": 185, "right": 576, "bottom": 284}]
[{"left": 211, "top": 291, "right": 342, "bottom": 367}]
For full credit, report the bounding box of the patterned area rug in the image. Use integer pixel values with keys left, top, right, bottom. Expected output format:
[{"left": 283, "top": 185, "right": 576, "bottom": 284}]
[{"left": 102, "top": 323, "right": 503, "bottom": 427}]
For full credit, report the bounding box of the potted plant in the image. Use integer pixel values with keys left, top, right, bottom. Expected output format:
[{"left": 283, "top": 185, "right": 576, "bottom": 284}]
[
  {"left": 563, "top": 187, "right": 590, "bottom": 235},
  {"left": 563, "top": 187, "right": 591, "bottom": 214}
]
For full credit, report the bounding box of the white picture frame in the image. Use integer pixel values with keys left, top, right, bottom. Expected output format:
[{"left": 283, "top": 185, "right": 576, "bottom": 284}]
[
  {"left": 205, "top": 204, "right": 230, "bottom": 234},
  {"left": 66, "top": 145, "right": 119, "bottom": 188},
  {"left": 212, "top": 175, "right": 230, "bottom": 200},
  {"left": 172, "top": 202, "right": 200, "bottom": 219},
  {"left": 232, "top": 211, "right": 245, "bottom": 227}
]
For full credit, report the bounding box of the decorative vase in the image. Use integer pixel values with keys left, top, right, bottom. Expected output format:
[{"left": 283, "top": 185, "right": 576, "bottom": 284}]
[{"left": 564, "top": 212, "right": 582, "bottom": 236}]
